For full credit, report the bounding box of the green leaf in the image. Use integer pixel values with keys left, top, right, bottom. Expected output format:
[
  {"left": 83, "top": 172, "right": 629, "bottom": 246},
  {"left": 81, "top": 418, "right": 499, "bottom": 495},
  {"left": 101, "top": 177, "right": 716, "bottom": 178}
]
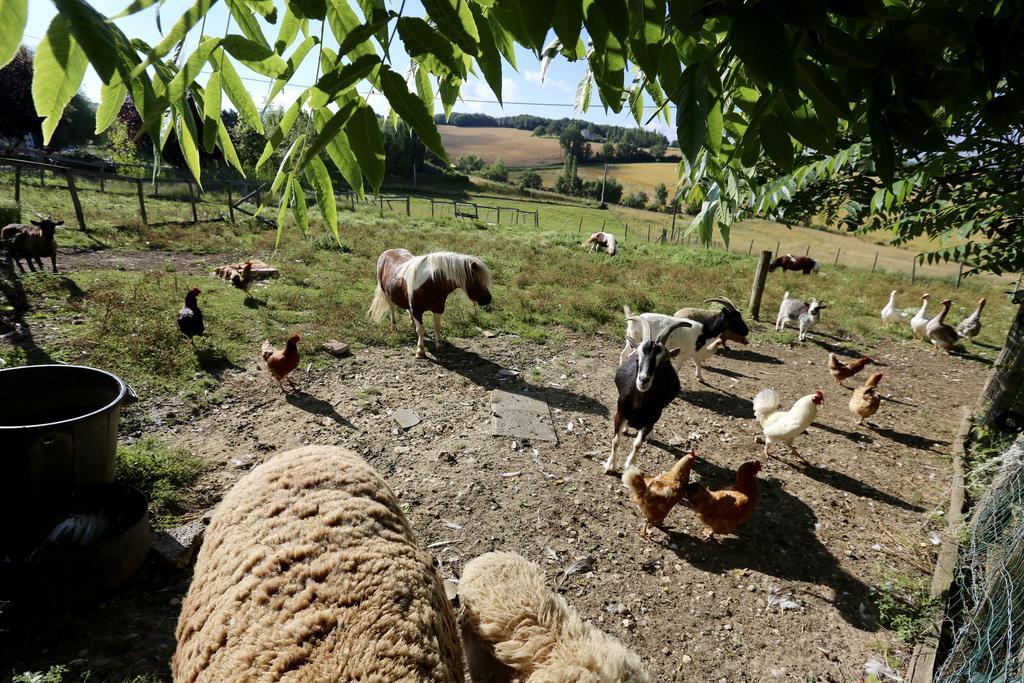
[
  {"left": 327, "top": 0, "right": 379, "bottom": 60},
  {"left": 0, "top": 0, "right": 26, "bottom": 69},
  {"left": 114, "top": 0, "right": 162, "bottom": 18},
  {"left": 346, "top": 104, "right": 385, "bottom": 191},
  {"left": 471, "top": 3, "right": 503, "bottom": 103},
  {"left": 215, "top": 115, "right": 244, "bottom": 175},
  {"left": 378, "top": 65, "right": 448, "bottom": 162},
  {"left": 167, "top": 37, "right": 220, "bottom": 103},
  {"left": 266, "top": 35, "right": 317, "bottom": 105},
  {"left": 551, "top": 0, "right": 583, "bottom": 48},
  {"left": 795, "top": 58, "right": 849, "bottom": 119},
  {"left": 337, "top": 16, "right": 390, "bottom": 57},
  {"left": 705, "top": 97, "right": 722, "bottom": 156},
  {"left": 272, "top": 134, "right": 305, "bottom": 196},
  {"left": 675, "top": 63, "right": 712, "bottom": 163},
  {"left": 276, "top": 176, "right": 293, "bottom": 247},
  {"left": 728, "top": 8, "right": 797, "bottom": 92},
  {"left": 627, "top": 0, "right": 663, "bottom": 76},
  {"left": 491, "top": 0, "right": 552, "bottom": 52},
  {"left": 33, "top": 15, "right": 88, "bottom": 145},
  {"left": 305, "top": 156, "right": 338, "bottom": 243},
  {"left": 575, "top": 65, "right": 593, "bottom": 113},
  {"left": 415, "top": 63, "right": 435, "bottom": 115},
  {"left": 667, "top": 0, "right": 698, "bottom": 35},
  {"left": 256, "top": 92, "right": 307, "bottom": 171},
  {"left": 439, "top": 75, "right": 461, "bottom": 120},
  {"left": 397, "top": 17, "right": 464, "bottom": 77},
  {"left": 227, "top": 0, "right": 273, "bottom": 48},
  {"left": 422, "top": 0, "right": 479, "bottom": 55},
  {"left": 202, "top": 71, "right": 222, "bottom": 152},
  {"left": 222, "top": 34, "right": 276, "bottom": 61},
  {"left": 131, "top": 0, "right": 213, "bottom": 78},
  {"left": 867, "top": 104, "right": 895, "bottom": 184},
  {"left": 629, "top": 81, "right": 644, "bottom": 125},
  {"left": 95, "top": 80, "right": 128, "bottom": 134},
  {"left": 760, "top": 114, "right": 795, "bottom": 171},
  {"left": 173, "top": 99, "right": 203, "bottom": 185},
  {"left": 488, "top": 11, "right": 517, "bottom": 68},
  {"left": 291, "top": 176, "right": 309, "bottom": 236},
  {"left": 52, "top": 0, "right": 121, "bottom": 83},
  {"left": 288, "top": 0, "right": 327, "bottom": 20},
  {"left": 216, "top": 49, "right": 264, "bottom": 133},
  {"left": 316, "top": 108, "right": 363, "bottom": 197},
  {"left": 297, "top": 99, "right": 358, "bottom": 168},
  {"left": 819, "top": 27, "right": 875, "bottom": 68},
  {"left": 312, "top": 53, "right": 380, "bottom": 103},
  {"left": 275, "top": 4, "right": 301, "bottom": 53},
  {"left": 775, "top": 96, "right": 829, "bottom": 149}
]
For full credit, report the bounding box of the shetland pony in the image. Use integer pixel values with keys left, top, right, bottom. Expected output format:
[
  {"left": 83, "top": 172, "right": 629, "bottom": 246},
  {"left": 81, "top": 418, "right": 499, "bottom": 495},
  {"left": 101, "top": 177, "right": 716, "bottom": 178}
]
[
  {"left": 769, "top": 254, "right": 820, "bottom": 274},
  {"left": 368, "top": 249, "right": 493, "bottom": 358},
  {"left": 583, "top": 231, "right": 617, "bottom": 255}
]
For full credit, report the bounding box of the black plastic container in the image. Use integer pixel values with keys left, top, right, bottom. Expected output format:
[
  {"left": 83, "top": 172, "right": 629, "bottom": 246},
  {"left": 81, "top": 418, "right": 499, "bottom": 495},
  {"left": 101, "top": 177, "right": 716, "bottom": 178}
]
[{"left": 0, "top": 365, "right": 133, "bottom": 549}]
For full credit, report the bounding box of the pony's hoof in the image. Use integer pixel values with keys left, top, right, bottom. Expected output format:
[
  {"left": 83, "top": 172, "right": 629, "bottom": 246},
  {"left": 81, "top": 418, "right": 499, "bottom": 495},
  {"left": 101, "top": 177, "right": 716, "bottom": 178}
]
[{"left": 415, "top": 350, "right": 427, "bottom": 359}]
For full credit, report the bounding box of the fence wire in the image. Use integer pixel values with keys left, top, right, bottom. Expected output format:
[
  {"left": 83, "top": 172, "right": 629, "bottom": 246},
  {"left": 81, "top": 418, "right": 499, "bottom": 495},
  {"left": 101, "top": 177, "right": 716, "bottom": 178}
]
[{"left": 935, "top": 436, "right": 1024, "bottom": 683}]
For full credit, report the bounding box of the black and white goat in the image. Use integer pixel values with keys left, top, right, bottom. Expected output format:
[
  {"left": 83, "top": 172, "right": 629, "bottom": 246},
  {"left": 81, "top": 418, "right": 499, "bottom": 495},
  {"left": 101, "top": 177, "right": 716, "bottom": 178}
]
[
  {"left": 604, "top": 316, "right": 691, "bottom": 474},
  {"left": 619, "top": 303, "right": 733, "bottom": 384}
]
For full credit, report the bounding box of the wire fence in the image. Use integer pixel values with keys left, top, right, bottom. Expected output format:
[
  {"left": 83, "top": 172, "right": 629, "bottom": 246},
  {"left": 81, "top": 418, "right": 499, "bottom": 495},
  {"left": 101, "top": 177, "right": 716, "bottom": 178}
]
[{"left": 935, "top": 435, "right": 1024, "bottom": 683}]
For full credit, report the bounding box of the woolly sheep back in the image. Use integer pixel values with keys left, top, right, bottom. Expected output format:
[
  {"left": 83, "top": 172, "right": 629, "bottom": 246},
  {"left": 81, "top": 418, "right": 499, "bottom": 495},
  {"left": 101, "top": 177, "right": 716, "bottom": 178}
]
[
  {"left": 172, "top": 445, "right": 464, "bottom": 683},
  {"left": 459, "top": 551, "right": 650, "bottom": 682}
]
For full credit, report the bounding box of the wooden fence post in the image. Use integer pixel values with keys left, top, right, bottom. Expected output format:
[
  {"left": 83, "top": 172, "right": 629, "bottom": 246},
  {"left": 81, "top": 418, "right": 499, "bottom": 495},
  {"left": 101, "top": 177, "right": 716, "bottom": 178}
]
[
  {"left": 497, "top": 207, "right": 502, "bottom": 223},
  {"left": 871, "top": 252, "right": 879, "bottom": 273},
  {"left": 188, "top": 182, "right": 198, "bottom": 223},
  {"left": 406, "top": 195, "right": 411, "bottom": 216},
  {"left": 834, "top": 248, "right": 841, "bottom": 265},
  {"left": 956, "top": 262, "right": 964, "bottom": 288},
  {"left": 379, "top": 195, "right": 384, "bottom": 216},
  {"left": 804, "top": 245, "right": 811, "bottom": 256},
  {"left": 39, "top": 170, "right": 44, "bottom": 186},
  {"left": 153, "top": 179, "right": 159, "bottom": 197},
  {"left": 99, "top": 175, "right": 105, "bottom": 193},
  {"left": 747, "top": 239, "right": 753, "bottom": 256},
  {"left": 624, "top": 223, "right": 628, "bottom": 239},
  {"left": 911, "top": 257, "right": 917, "bottom": 283},
  {"left": 578, "top": 217, "right": 583, "bottom": 234},
  {"left": 774, "top": 241, "right": 780, "bottom": 258},
  {"left": 647, "top": 225, "right": 651, "bottom": 241},
  {"left": 136, "top": 180, "right": 148, "bottom": 225},
  {"left": 749, "top": 250, "right": 772, "bottom": 320},
  {"left": 14, "top": 166, "right": 20, "bottom": 202},
  {"left": 226, "top": 181, "right": 235, "bottom": 223},
  {"left": 63, "top": 169, "right": 87, "bottom": 230},
  {"left": 534, "top": 211, "right": 538, "bottom": 227},
  {"left": 430, "top": 198, "right": 435, "bottom": 217}
]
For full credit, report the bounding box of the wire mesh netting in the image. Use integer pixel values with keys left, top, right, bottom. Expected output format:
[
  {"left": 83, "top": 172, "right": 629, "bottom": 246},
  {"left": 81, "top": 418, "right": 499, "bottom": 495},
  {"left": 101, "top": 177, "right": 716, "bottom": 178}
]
[{"left": 935, "top": 436, "right": 1024, "bottom": 683}]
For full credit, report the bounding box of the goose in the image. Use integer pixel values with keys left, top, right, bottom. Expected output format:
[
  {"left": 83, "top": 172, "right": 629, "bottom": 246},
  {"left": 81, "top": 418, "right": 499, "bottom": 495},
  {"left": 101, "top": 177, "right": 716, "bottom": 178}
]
[
  {"left": 880, "top": 290, "right": 904, "bottom": 326},
  {"left": 910, "top": 293, "right": 930, "bottom": 339},
  {"left": 956, "top": 297, "right": 986, "bottom": 341},
  {"left": 926, "top": 298, "right": 959, "bottom": 353}
]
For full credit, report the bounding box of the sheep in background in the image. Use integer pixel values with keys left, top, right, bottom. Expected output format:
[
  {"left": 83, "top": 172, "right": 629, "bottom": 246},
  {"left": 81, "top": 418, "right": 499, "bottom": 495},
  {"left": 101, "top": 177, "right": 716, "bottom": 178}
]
[
  {"left": 775, "top": 292, "right": 825, "bottom": 341},
  {"left": 172, "top": 445, "right": 464, "bottom": 683},
  {"left": 459, "top": 551, "right": 650, "bottom": 682},
  {"left": 1, "top": 216, "right": 62, "bottom": 273}
]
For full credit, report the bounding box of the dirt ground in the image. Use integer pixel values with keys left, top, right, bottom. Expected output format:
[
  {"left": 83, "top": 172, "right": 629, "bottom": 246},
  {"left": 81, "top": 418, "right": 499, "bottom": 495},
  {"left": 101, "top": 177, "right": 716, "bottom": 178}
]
[{"left": 2, "top": 290, "right": 988, "bottom": 682}]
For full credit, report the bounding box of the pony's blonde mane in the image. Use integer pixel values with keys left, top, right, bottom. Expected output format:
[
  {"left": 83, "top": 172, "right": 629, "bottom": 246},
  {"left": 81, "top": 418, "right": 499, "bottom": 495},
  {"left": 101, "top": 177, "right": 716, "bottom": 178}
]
[{"left": 398, "top": 251, "right": 492, "bottom": 299}]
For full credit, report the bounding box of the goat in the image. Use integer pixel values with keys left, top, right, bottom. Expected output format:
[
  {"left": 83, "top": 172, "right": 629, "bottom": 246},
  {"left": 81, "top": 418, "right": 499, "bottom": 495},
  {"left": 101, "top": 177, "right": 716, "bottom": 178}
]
[
  {"left": 604, "top": 315, "right": 691, "bottom": 474},
  {"left": 775, "top": 292, "right": 825, "bottom": 341},
  {"left": 674, "top": 296, "right": 750, "bottom": 348},
  {"left": 1, "top": 216, "right": 62, "bottom": 273},
  {"left": 619, "top": 306, "right": 721, "bottom": 383}
]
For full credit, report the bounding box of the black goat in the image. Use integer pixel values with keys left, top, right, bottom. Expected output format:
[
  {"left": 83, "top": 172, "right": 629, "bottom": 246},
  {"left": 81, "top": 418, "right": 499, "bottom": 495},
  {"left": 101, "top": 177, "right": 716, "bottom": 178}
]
[{"left": 603, "top": 316, "right": 691, "bottom": 473}]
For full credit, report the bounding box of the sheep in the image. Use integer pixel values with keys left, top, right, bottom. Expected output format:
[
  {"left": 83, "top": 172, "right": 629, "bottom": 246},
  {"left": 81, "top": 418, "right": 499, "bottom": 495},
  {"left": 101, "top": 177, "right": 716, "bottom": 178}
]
[
  {"left": 605, "top": 315, "right": 691, "bottom": 473},
  {"left": 459, "top": 551, "right": 650, "bottom": 682},
  {"left": 775, "top": 291, "right": 826, "bottom": 341},
  {"left": 674, "top": 296, "right": 751, "bottom": 348},
  {"left": 172, "top": 445, "right": 464, "bottom": 683},
  {"left": 1, "top": 216, "right": 62, "bottom": 273},
  {"left": 619, "top": 306, "right": 719, "bottom": 383}
]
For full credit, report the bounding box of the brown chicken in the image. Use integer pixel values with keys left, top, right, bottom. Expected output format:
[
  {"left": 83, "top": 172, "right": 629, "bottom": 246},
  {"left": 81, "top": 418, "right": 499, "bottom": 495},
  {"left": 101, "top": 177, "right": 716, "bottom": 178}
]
[
  {"left": 828, "top": 353, "right": 872, "bottom": 386},
  {"left": 261, "top": 334, "right": 300, "bottom": 393},
  {"left": 849, "top": 372, "right": 883, "bottom": 425},
  {"left": 232, "top": 261, "right": 254, "bottom": 296},
  {"left": 685, "top": 461, "right": 761, "bottom": 540},
  {"left": 622, "top": 452, "right": 697, "bottom": 535}
]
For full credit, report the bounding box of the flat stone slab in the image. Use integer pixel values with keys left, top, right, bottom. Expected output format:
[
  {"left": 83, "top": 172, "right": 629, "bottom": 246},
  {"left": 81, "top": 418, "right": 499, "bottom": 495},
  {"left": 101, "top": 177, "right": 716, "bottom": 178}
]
[
  {"left": 322, "top": 340, "right": 351, "bottom": 357},
  {"left": 393, "top": 408, "right": 421, "bottom": 430},
  {"left": 151, "top": 519, "right": 206, "bottom": 569},
  {"left": 491, "top": 390, "right": 558, "bottom": 443}
]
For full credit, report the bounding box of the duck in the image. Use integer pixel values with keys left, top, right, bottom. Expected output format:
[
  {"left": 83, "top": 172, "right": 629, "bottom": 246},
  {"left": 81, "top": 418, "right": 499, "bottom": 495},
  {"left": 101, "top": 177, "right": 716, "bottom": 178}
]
[
  {"left": 910, "top": 293, "right": 930, "bottom": 339},
  {"left": 880, "top": 290, "right": 903, "bottom": 326},
  {"left": 925, "top": 298, "right": 959, "bottom": 353},
  {"left": 956, "top": 297, "right": 986, "bottom": 341}
]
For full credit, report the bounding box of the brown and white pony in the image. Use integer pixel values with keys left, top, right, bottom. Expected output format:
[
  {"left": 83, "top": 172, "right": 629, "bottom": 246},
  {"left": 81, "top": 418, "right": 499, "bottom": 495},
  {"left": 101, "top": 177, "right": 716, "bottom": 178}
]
[
  {"left": 368, "top": 249, "right": 493, "bottom": 358},
  {"left": 583, "top": 231, "right": 617, "bottom": 255},
  {"left": 769, "top": 254, "right": 820, "bottom": 274}
]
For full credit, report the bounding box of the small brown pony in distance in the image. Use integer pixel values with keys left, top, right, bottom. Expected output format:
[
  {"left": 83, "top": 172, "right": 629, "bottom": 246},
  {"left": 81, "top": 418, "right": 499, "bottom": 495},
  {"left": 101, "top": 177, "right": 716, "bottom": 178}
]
[
  {"left": 369, "top": 249, "right": 493, "bottom": 358},
  {"left": 769, "top": 254, "right": 820, "bottom": 274}
]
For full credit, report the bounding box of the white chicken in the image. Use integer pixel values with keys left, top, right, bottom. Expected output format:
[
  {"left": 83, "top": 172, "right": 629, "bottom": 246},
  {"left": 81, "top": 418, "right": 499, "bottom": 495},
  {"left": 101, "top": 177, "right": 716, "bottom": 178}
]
[
  {"left": 753, "top": 388, "right": 824, "bottom": 460},
  {"left": 880, "top": 290, "right": 903, "bottom": 326},
  {"left": 910, "top": 293, "right": 930, "bottom": 339}
]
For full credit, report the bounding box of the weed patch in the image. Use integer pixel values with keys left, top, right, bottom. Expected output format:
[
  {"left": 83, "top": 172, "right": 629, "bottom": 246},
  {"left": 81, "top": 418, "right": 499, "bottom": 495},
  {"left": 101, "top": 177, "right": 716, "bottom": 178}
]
[
  {"left": 871, "top": 571, "right": 941, "bottom": 643},
  {"left": 115, "top": 437, "right": 203, "bottom": 528}
]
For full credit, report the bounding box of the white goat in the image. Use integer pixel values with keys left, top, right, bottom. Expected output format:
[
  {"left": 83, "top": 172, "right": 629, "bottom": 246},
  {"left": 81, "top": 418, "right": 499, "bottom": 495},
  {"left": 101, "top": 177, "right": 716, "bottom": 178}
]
[
  {"left": 619, "top": 306, "right": 718, "bottom": 383},
  {"left": 775, "top": 292, "right": 825, "bottom": 341}
]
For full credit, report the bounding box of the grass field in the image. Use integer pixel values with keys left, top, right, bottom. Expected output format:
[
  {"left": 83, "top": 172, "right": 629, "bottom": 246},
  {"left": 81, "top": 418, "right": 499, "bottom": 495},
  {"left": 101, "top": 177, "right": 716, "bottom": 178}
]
[
  {"left": 531, "top": 161, "right": 681, "bottom": 198},
  {"left": 438, "top": 125, "right": 564, "bottom": 167}
]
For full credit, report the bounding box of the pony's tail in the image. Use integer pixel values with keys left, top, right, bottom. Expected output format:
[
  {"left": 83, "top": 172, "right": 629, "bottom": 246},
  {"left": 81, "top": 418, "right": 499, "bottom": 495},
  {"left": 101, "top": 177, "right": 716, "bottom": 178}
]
[
  {"left": 607, "top": 236, "right": 617, "bottom": 255},
  {"left": 367, "top": 283, "right": 394, "bottom": 323},
  {"left": 812, "top": 260, "right": 821, "bottom": 273}
]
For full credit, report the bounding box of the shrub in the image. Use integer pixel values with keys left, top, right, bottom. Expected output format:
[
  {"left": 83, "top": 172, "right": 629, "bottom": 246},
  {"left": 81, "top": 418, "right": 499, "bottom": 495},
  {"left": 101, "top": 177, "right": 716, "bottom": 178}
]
[
  {"left": 518, "top": 169, "right": 543, "bottom": 190},
  {"left": 621, "top": 191, "right": 649, "bottom": 209},
  {"left": 480, "top": 157, "right": 509, "bottom": 182},
  {"left": 0, "top": 198, "right": 20, "bottom": 225},
  {"left": 456, "top": 154, "right": 486, "bottom": 173},
  {"left": 654, "top": 182, "right": 669, "bottom": 206}
]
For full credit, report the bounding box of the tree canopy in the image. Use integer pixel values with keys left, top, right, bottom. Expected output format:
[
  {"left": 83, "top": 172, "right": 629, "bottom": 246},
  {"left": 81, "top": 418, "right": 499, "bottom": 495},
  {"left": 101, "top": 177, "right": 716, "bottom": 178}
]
[{"left": 0, "top": 0, "right": 1020, "bottom": 261}]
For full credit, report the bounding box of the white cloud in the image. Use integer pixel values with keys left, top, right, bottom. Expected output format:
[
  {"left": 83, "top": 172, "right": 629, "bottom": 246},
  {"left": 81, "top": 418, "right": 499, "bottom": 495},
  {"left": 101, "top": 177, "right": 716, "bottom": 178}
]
[{"left": 524, "top": 68, "right": 572, "bottom": 93}]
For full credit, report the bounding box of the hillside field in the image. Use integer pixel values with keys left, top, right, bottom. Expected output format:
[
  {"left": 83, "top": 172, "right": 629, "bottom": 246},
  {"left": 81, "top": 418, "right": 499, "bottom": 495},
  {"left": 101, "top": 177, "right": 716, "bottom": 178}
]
[
  {"left": 531, "top": 161, "right": 681, "bottom": 198},
  {"left": 438, "top": 125, "right": 564, "bottom": 167}
]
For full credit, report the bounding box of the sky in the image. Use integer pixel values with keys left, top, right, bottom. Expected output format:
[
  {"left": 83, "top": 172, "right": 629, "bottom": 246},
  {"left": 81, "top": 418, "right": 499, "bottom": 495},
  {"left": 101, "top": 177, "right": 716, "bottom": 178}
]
[{"left": 21, "top": 0, "right": 675, "bottom": 139}]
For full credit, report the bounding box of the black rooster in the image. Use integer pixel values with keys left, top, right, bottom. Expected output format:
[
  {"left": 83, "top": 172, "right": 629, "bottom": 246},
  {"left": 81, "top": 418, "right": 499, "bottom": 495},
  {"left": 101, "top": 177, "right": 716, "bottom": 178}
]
[{"left": 177, "top": 287, "right": 204, "bottom": 345}]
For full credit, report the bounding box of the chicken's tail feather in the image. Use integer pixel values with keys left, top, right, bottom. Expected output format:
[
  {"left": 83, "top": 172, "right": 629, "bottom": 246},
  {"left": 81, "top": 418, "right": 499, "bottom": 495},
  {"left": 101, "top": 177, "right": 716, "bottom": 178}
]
[
  {"left": 753, "top": 388, "right": 781, "bottom": 424},
  {"left": 622, "top": 468, "right": 647, "bottom": 503},
  {"left": 367, "top": 283, "right": 395, "bottom": 323},
  {"left": 260, "top": 340, "right": 274, "bottom": 361}
]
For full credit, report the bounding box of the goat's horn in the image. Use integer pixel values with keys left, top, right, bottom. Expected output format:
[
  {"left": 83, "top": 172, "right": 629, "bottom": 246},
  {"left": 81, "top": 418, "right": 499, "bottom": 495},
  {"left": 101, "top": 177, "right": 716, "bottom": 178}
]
[
  {"left": 625, "top": 315, "right": 652, "bottom": 342},
  {"left": 703, "top": 296, "right": 737, "bottom": 311},
  {"left": 656, "top": 319, "right": 692, "bottom": 346}
]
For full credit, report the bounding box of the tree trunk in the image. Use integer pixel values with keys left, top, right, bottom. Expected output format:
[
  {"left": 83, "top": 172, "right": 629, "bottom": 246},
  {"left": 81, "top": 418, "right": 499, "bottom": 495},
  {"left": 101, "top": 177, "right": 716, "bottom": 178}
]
[{"left": 978, "top": 299, "right": 1024, "bottom": 427}]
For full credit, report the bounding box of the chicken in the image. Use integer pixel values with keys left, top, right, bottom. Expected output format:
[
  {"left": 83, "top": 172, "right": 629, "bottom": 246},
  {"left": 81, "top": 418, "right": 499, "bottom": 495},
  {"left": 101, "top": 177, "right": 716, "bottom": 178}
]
[
  {"left": 231, "top": 261, "right": 254, "bottom": 296},
  {"left": 849, "top": 372, "right": 884, "bottom": 426},
  {"left": 880, "top": 290, "right": 903, "bottom": 325},
  {"left": 177, "top": 288, "right": 204, "bottom": 345},
  {"left": 828, "top": 353, "right": 872, "bottom": 386},
  {"left": 685, "top": 460, "right": 761, "bottom": 540},
  {"left": 910, "top": 293, "right": 930, "bottom": 339},
  {"left": 622, "top": 452, "right": 697, "bottom": 535},
  {"left": 261, "top": 333, "right": 301, "bottom": 392},
  {"left": 956, "top": 297, "right": 986, "bottom": 341},
  {"left": 753, "top": 388, "right": 823, "bottom": 460},
  {"left": 926, "top": 299, "right": 959, "bottom": 353}
]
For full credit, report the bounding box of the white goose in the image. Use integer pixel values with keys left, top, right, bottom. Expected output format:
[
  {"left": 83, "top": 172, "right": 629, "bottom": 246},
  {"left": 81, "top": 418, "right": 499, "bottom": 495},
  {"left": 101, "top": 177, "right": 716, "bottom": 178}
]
[
  {"left": 910, "top": 293, "right": 930, "bottom": 339},
  {"left": 880, "top": 290, "right": 904, "bottom": 326},
  {"left": 956, "top": 297, "right": 986, "bottom": 341},
  {"left": 926, "top": 298, "right": 959, "bottom": 353}
]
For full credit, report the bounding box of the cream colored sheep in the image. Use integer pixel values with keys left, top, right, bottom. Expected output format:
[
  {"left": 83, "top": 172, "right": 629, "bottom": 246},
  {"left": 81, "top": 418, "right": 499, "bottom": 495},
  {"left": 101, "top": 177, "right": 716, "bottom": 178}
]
[
  {"left": 458, "top": 552, "right": 650, "bottom": 682},
  {"left": 172, "top": 445, "right": 464, "bottom": 682}
]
